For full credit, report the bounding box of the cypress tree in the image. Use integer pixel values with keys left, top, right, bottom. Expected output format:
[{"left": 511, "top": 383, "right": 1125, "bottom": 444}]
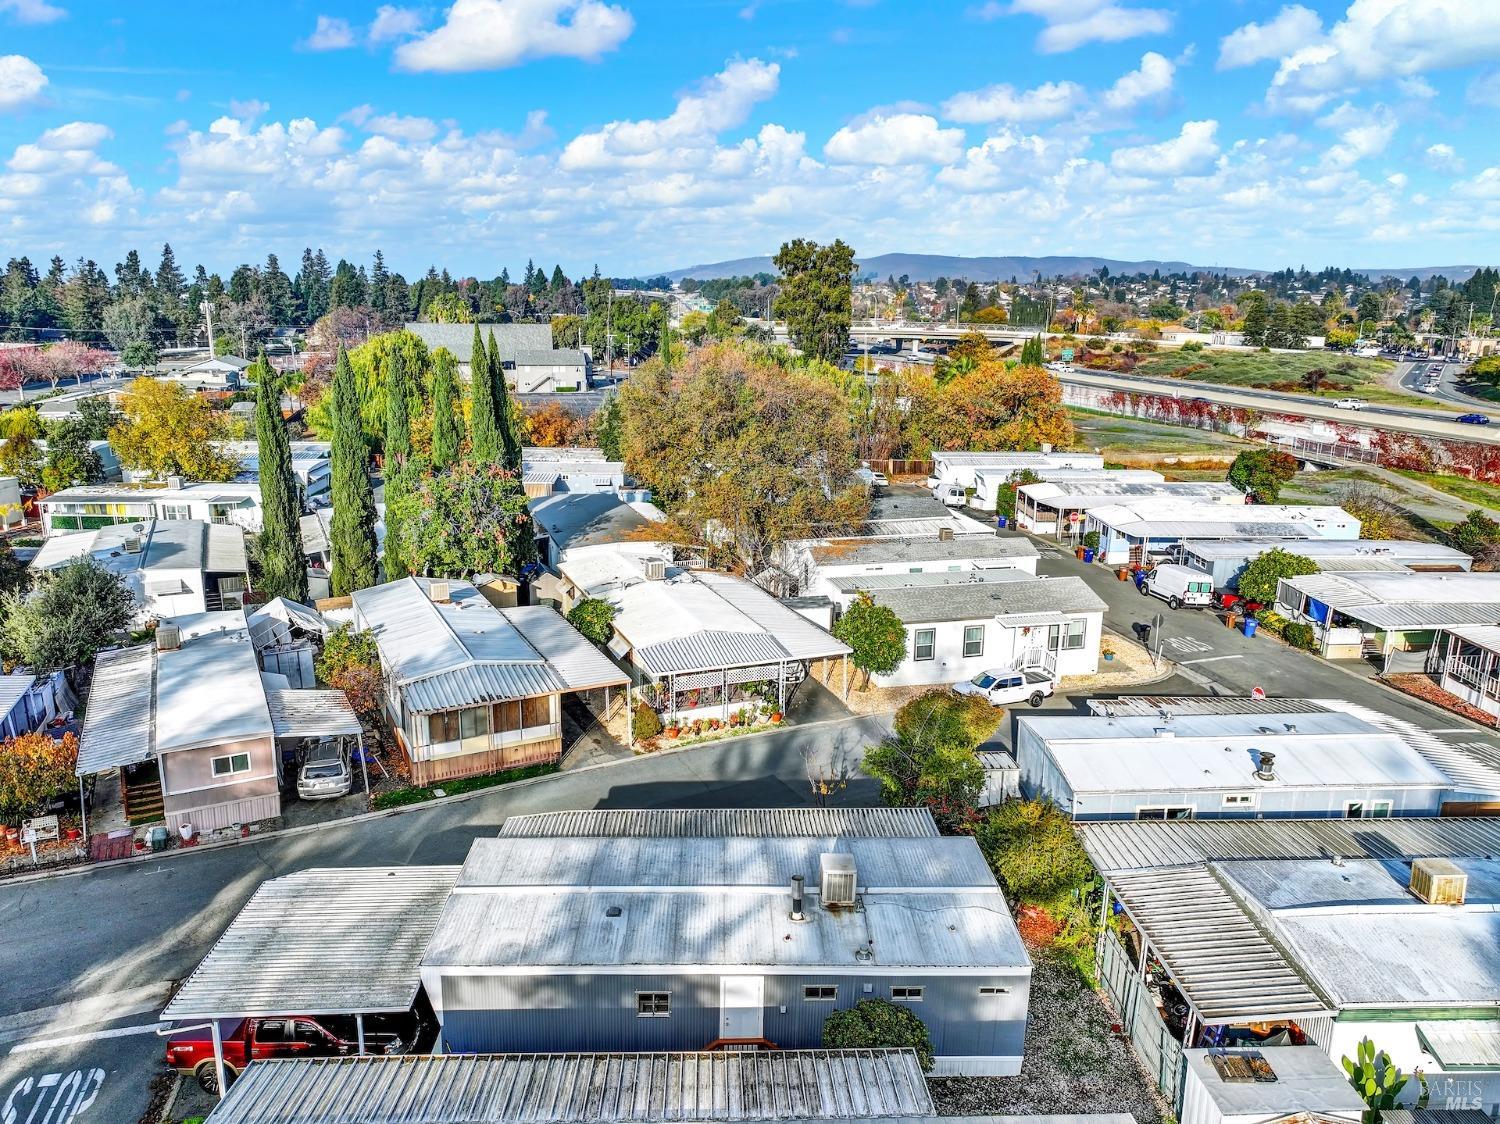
[
  {"left": 469, "top": 323, "right": 501, "bottom": 462},
  {"left": 328, "top": 345, "right": 379, "bottom": 596},
  {"left": 381, "top": 350, "right": 414, "bottom": 579},
  {"left": 488, "top": 328, "right": 523, "bottom": 471},
  {"left": 430, "top": 348, "right": 460, "bottom": 469},
  {"left": 252, "top": 354, "right": 308, "bottom": 603}
]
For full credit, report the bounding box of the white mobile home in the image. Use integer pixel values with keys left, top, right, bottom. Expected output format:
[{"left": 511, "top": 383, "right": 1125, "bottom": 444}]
[
  {"left": 1178, "top": 537, "right": 1472, "bottom": 591},
  {"left": 404, "top": 323, "right": 589, "bottom": 392},
  {"left": 930, "top": 451, "right": 1104, "bottom": 494},
  {"left": 1016, "top": 481, "right": 1244, "bottom": 536},
  {"left": 1085, "top": 503, "right": 1359, "bottom": 566},
  {"left": 39, "top": 479, "right": 265, "bottom": 534},
  {"left": 972, "top": 467, "right": 1164, "bottom": 511},
  {"left": 857, "top": 573, "right": 1105, "bottom": 687},
  {"left": 226, "top": 440, "right": 331, "bottom": 501},
  {"left": 1276, "top": 571, "right": 1500, "bottom": 662}
]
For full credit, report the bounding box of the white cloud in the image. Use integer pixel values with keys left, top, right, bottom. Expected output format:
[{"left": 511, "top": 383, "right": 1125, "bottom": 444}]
[
  {"left": 1397, "top": 75, "right": 1435, "bottom": 99},
  {"left": 936, "top": 128, "right": 1071, "bottom": 191},
  {"left": 1267, "top": 0, "right": 1500, "bottom": 112},
  {"left": 0, "top": 0, "right": 66, "bottom": 24},
  {"left": 1455, "top": 167, "right": 1500, "bottom": 199},
  {"left": 0, "top": 55, "right": 47, "bottom": 112},
  {"left": 369, "top": 4, "right": 424, "bottom": 42},
  {"left": 364, "top": 112, "right": 440, "bottom": 142},
  {"left": 1218, "top": 5, "right": 1321, "bottom": 70},
  {"left": 1318, "top": 101, "right": 1396, "bottom": 167},
  {"left": 0, "top": 120, "right": 131, "bottom": 226},
  {"left": 394, "top": 0, "right": 633, "bottom": 73},
  {"left": 560, "top": 58, "right": 778, "bottom": 170},
  {"left": 1424, "top": 142, "right": 1464, "bottom": 173},
  {"left": 1102, "top": 51, "right": 1174, "bottom": 111},
  {"left": 301, "top": 15, "right": 357, "bottom": 51},
  {"left": 1470, "top": 70, "right": 1500, "bottom": 109},
  {"left": 1007, "top": 0, "right": 1171, "bottom": 53},
  {"left": 941, "top": 79, "right": 1082, "bottom": 124},
  {"left": 1110, "top": 119, "right": 1219, "bottom": 176},
  {"left": 228, "top": 98, "right": 269, "bottom": 122},
  {"left": 824, "top": 113, "right": 964, "bottom": 166}
]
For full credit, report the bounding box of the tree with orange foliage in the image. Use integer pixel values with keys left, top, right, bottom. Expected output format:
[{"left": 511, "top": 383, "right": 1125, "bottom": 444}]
[
  {"left": 936, "top": 360, "right": 1074, "bottom": 451},
  {"left": 0, "top": 731, "right": 77, "bottom": 823},
  {"left": 524, "top": 400, "right": 590, "bottom": 448}
]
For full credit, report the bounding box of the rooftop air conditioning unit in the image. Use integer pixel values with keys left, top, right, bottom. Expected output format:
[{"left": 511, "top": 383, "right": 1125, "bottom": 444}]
[
  {"left": 428, "top": 580, "right": 451, "bottom": 603},
  {"left": 156, "top": 622, "right": 182, "bottom": 651},
  {"left": 1410, "top": 858, "right": 1467, "bottom": 906},
  {"left": 938, "top": 527, "right": 954, "bottom": 542},
  {"left": 642, "top": 557, "right": 667, "bottom": 581},
  {"left": 820, "top": 853, "right": 857, "bottom": 908},
  {"left": 122, "top": 535, "right": 143, "bottom": 554}
]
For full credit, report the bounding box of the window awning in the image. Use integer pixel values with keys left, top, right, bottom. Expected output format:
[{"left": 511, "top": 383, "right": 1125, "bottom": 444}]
[
  {"left": 995, "top": 610, "right": 1066, "bottom": 628},
  {"left": 1417, "top": 1022, "right": 1500, "bottom": 1069}
]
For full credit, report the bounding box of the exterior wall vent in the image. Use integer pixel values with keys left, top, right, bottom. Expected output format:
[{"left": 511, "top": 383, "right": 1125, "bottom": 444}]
[
  {"left": 156, "top": 622, "right": 182, "bottom": 651},
  {"left": 820, "top": 853, "right": 857, "bottom": 908},
  {"left": 1410, "top": 857, "right": 1467, "bottom": 905}
]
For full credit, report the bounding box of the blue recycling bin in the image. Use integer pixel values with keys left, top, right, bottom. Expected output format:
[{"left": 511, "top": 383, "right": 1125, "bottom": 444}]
[
  {"left": 996, "top": 515, "right": 1009, "bottom": 529},
  {"left": 1083, "top": 548, "right": 1096, "bottom": 563},
  {"left": 1242, "top": 618, "right": 1259, "bottom": 638}
]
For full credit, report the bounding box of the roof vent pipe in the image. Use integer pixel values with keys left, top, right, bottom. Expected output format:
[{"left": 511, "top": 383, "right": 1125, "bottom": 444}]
[
  {"left": 1255, "top": 749, "right": 1277, "bottom": 781},
  {"left": 790, "top": 875, "right": 807, "bottom": 922}
]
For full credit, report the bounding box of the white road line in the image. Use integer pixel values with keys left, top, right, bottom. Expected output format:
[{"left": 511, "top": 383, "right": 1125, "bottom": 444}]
[
  {"left": 9, "top": 1022, "right": 169, "bottom": 1054},
  {"left": 1178, "top": 654, "right": 1244, "bottom": 665},
  {"left": 0, "top": 982, "right": 176, "bottom": 1046},
  {"left": 1429, "top": 727, "right": 1496, "bottom": 735}
]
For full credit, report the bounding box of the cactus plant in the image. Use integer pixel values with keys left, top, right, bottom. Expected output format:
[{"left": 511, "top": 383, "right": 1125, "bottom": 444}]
[{"left": 1342, "top": 1038, "right": 1408, "bottom": 1123}]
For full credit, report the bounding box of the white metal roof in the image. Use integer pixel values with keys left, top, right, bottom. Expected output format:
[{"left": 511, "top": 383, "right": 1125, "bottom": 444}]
[
  {"left": 265, "top": 689, "right": 362, "bottom": 738},
  {"left": 155, "top": 613, "right": 274, "bottom": 753},
  {"left": 1078, "top": 816, "right": 1500, "bottom": 876},
  {"left": 869, "top": 575, "right": 1105, "bottom": 626},
  {"left": 809, "top": 536, "right": 1037, "bottom": 566},
  {"left": 227, "top": 441, "right": 331, "bottom": 486},
  {"left": 1018, "top": 481, "right": 1243, "bottom": 506},
  {"left": 1282, "top": 571, "right": 1500, "bottom": 630},
  {"left": 1087, "top": 503, "right": 1357, "bottom": 537},
  {"left": 248, "top": 597, "right": 329, "bottom": 639},
  {"left": 41, "top": 480, "right": 263, "bottom": 505},
  {"left": 164, "top": 867, "right": 460, "bottom": 1020},
  {"left": 76, "top": 644, "right": 155, "bottom": 775},
  {"left": 498, "top": 808, "right": 941, "bottom": 839},
  {"left": 1024, "top": 707, "right": 1456, "bottom": 795},
  {"left": 1217, "top": 857, "right": 1500, "bottom": 1009},
  {"left": 203, "top": 1049, "right": 935, "bottom": 1124},
  {"left": 1182, "top": 1048, "right": 1366, "bottom": 1119},
  {"left": 933, "top": 451, "right": 1104, "bottom": 469},
  {"left": 1179, "top": 538, "right": 1472, "bottom": 566},
  {"left": 0, "top": 672, "right": 34, "bottom": 718},
  {"left": 1107, "top": 865, "right": 1331, "bottom": 1022},
  {"left": 1417, "top": 1022, "right": 1500, "bottom": 1068},
  {"left": 501, "top": 605, "right": 629, "bottom": 692},
  {"left": 31, "top": 519, "right": 248, "bottom": 580},
  {"left": 827, "top": 571, "right": 1034, "bottom": 595}
]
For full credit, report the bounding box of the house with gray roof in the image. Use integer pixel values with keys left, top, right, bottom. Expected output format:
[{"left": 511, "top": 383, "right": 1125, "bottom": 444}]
[
  {"left": 418, "top": 809, "right": 1032, "bottom": 1076},
  {"left": 350, "top": 575, "right": 627, "bottom": 784},
  {"left": 853, "top": 572, "right": 1105, "bottom": 687},
  {"left": 403, "top": 322, "right": 589, "bottom": 392}
]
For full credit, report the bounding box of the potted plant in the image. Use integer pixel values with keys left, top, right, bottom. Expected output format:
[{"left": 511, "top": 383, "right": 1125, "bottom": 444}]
[
  {"left": 770, "top": 711, "right": 783, "bottom": 724},
  {"left": 1102, "top": 643, "right": 1115, "bottom": 662},
  {"left": 1082, "top": 531, "right": 1101, "bottom": 564},
  {"left": 664, "top": 722, "right": 680, "bottom": 739}
]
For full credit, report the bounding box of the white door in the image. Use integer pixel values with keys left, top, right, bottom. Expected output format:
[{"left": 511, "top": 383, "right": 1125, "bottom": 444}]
[{"left": 719, "top": 976, "right": 764, "bottom": 1039}]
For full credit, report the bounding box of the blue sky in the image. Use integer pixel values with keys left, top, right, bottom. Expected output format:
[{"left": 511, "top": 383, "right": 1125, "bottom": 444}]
[{"left": 2, "top": 0, "right": 1500, "bottom": 277}]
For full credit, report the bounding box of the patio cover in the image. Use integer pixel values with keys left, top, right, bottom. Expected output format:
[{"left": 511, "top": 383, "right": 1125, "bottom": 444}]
[
  {"left": 265, "top": 689, "right": 362, "bottom": 739},
  {"left": 75, "top": 645, "right": 155, "bottom": 775}
]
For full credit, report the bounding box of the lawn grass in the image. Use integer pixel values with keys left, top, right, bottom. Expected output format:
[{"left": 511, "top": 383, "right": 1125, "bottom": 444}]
[
  {"left": 1393, "top": 468, "right": 1500, "bottom": 512},
  {"left": 1123, "top": 349, "right": 1455, "bottom": 410},
  {"left": 1068, "top": 406, "right": 1252, "bottom": 458},
  {"left": 369, "top": 762, "right": 558, "bottom": 810}
]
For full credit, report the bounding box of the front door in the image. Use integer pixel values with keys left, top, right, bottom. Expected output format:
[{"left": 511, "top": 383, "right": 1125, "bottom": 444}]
[{"left": 719, "top": 976, "right": 764, "bottom": 1040}]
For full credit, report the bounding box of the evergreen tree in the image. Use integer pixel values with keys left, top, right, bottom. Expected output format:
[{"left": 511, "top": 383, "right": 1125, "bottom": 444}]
[
  {"left": 154, "top": 243, "right": 185, "bottom": 299},
  {"left": 328, "top": 346, "right": 379, "bottom": 595},
  {"left": 252, "top": 354, "right": 308, "bottom": 603},
  {"left": 381, "top": 349, "right": 414, "bottom": 579},
  {"left": 468, "top": 324, "right": 501, "bottom": 461},
  {"left": 1019, "top": 334, "right": 1045, "bottom": 365},
  {"left": 549, "top": 264, "right": 567, "bottom": 291},
  {"left": 429, "top": 348, "right": 461, "bottom": 469},
  {"left": 489, "top": 328, "right": 523, "bottom": 471},
  {"left": 594, "top": 391, "right": 623, "bottom": 460}
]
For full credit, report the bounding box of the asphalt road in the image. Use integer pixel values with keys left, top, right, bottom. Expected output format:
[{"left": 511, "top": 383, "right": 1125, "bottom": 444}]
[{"left": 1395, "top": 357, "right": 1486, "bottom": 411}]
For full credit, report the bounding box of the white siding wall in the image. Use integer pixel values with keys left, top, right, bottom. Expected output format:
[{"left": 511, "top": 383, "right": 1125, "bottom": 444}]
[{"left": 874, "top": 611, "right": 1100, "bottom": 687}]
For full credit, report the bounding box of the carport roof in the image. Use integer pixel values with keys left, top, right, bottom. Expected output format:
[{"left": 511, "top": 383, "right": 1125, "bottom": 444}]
[
  {"left": 163, "top": 866, "right": 459, "bottom": 1020},
  {"left": 265, "top": 689, "right": 362, "bottom": 738}
]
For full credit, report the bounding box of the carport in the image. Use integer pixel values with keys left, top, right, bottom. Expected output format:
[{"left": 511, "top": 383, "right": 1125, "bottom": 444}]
[
  {"left": 264, "top": 688, "right": 366, "bottom": 794},
  {"left": 162, "top": 866, "right": 459, "bottom": 1095}
]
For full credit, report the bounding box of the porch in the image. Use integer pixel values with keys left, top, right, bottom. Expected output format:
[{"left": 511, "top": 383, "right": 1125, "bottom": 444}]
[
  {"left": 1430, "top": 626, "right": 1500, "bottom": 722},
  {"left": 639, "top": 659, "right": 813, "bottom": 724}
]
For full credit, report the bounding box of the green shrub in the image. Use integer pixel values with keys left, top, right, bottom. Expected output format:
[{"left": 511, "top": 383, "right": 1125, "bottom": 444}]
[
  {"left": 633, "top": 701, "right": 662, "bottom": 740},
  {"left": 1082, "top": 530, "right": 1100, "bottom": 550},
  {"left": 1253, "top": 609, "right": 1288, "bottom": 637},
  {"left": 566, "top": 597, "right": 617, "bottom": 646},
  {"left": 1085, "top": 337, "right": 1106, "bottom": 351},
  {"left": 974, "top": 799, "right": 1096, "bottom": 907},
  {"left": 1283, "top": 621, "right": 1316, "bottom": 651},
  {"left": 1180, "top": 340, "right": 1204, "bottom": 352},
  {"left": 821, "top": 998, "right": 933, "bottom": 1070},
  {"left": 370, "top": 762, "right": 557, "bottom": 810}
]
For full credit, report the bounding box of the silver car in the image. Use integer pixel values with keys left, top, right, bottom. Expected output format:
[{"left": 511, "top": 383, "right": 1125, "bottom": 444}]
[{"left": 297, "top": 741, "right": 353, "bottom": 800}]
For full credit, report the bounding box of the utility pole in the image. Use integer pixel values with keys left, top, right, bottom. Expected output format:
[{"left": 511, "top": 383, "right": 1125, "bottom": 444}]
[
  {"left": 605, "top": 287, "right": 613, "bottom": 376},
  {"left": 200, "top": 300, "right": 215, "bottom": 355}
]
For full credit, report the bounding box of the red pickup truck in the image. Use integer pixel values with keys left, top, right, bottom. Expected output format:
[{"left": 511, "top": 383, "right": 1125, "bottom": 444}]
[{"left": 165, "top": 1016, "right": 408, "bottom": 1093}]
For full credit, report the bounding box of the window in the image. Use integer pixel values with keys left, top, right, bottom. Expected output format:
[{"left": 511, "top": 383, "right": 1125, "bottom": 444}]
[
  {"left": 803, "top": 985, "right": 838, "bottom": 1001},
  {"left": 963, "top": 625, "right": 984, "bottom": 659},
  {"left": 1344, "top": 801, "right": 1364, "bottom": 819},
  {"left": 914, "top": 629, "right": 936, "bottom": 661},
  {"left": 1222, "top": 793, "right": 1256, "bottom": 808},
  {"left": 909, "top": 567, "right": 923, "bottom": 574},
  {"left": 160, "top": 503, "right": 191, "bottom": 521},
  {"left": 636, "top": 992, "right": 670, "bottom": 1017},
  {"left": 1371, "top": 800, "right": 1392, "bottom": 819},
  {"left": 1346, "top": 800, "right": 1393, "bottom": 819},
  {"left": 428, "top": 711, "right": 460, "bottom": 744},
  {"left": 1047, "top": 618, "right": 1086, "bottom": 651},
  {"left": 890, "top": 986, "right": 924, "bottom": 1002},
  {"left": 977, "top": 986, "right": 1010, "bottom": 996},
  {"left": 1136, "top": 806, "right": 1193, "bottom": 821},
  {"left": 459, "top": 706, "right": 488, "bottom": 740},
  {"left": 256, "top": 1020, "right": 290, "bottom": 1043},
  {"left": 522, "top": 695, "right": 551, "bottom": 729},
  {"left": 211, "top": 752, "right": 251, "bottom": 778}
]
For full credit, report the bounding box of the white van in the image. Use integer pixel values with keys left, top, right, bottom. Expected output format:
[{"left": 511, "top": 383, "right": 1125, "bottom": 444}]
[
  {"left": 935, "top": 484, "right": 967, "bottom": 508},
  {"left": 1138, "top": 563, "right": 1214, "bottom": 610}
]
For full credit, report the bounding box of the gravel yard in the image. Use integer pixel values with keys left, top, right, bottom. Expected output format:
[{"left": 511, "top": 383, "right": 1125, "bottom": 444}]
[{"left": 930, "top": 951, "right": 1167, "bottom": 1123}]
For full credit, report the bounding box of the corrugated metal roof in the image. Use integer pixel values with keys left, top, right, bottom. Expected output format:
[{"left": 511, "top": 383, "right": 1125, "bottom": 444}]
[
  {"left": 265, "top": 689, "right": 362, "bottom": 738},
  {"left": 934, "top": 451, "right": 1103, "bottom": 468},
  {"left": 402, "top": 661, "right": 566, "bottom": 713},
  {"left": 0, "top": 672, "right": 35, "bottom": 717},
  {"left": 810, "top": 537, "right": 1037, "bottom": 565},
  {"left": 1107, "top": 866, "right": 1331, "bottom": 1022},
  {"left": 1086, "top": 696, "right": 1333, "bottom": 718},
  {"left": 635, "top": 631, "right": 791, "bottom": 677},
  {"left": 498, "top": 808, "right": 940, "bottom": 839},
  {"left": 868, "top": 575, "right": 1106, "bottom": 626},
  {"left": 827, "top": 571, "right": 1034, "bottom": 595},
  {"left": 206, "top": 523, "right": 250, "bottom": 573},
  {"left": 1078, "top": 817, "right": 1500, "bottom": 876},
  {"left": 502, "top": 605, "right": 629, "bottom": 692},
  {"left": 204, "top": 1049, "right": 935, "bottom": 1124},
  {"left": 155, "top": 613, "right": 273, "bottom": 753},
  {"left": 1180, "top": 538, "right": 1472, "bottom": 565},
  {"left": 163, "top": 867, "right": 460, "bottom": 1020},
  {"left": 1328, "top": 700, "right": 1500, "bottom": 796},
  {"left": 1282, "top": 571, "right": 1500, "bottom": 630},
  {"left": 76, "top": 644, "right": 155, "bottom": 775},
  {"left": 353, "top": 577, "right": 541, "bottom": 683},
  {"left": 695, "top": 572, "right": 852, "bottom": 663}
]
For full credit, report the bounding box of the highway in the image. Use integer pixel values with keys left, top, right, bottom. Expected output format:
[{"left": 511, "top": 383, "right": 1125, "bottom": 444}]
[{"left": 1058, "top": 366, "right": 1500, "bottom": 446}]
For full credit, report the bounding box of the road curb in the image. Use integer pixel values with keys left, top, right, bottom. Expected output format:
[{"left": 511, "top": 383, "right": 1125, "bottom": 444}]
[{"left": 0, "top": 712, "right": 881, "bottom": 889}]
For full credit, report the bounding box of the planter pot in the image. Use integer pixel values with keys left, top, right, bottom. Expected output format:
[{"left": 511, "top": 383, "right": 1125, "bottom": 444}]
[
  {"left": 65, "top": 827, "right": 81, "bottom": 841},
  {"left": 770, "top": 712, "right": 783, "bottom": 724},
  {"left": 1075, "top": 547, "right": 1086, "bottom": 560},
  {"left": 1103, "top": 653, "right": 1115, "bottom": 662},
  {"left": 664, "top": 727, "right": 680, "bottom": 739}
]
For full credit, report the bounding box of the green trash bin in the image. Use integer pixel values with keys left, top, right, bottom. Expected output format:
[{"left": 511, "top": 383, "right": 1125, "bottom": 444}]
[{"left": 148, "top": 826, "right": 169, "bottom": 852}]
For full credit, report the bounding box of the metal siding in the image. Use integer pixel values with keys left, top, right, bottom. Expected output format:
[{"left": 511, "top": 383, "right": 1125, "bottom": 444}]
[{"left": 498, "top": 808, "right": 940, "bottom": 839}]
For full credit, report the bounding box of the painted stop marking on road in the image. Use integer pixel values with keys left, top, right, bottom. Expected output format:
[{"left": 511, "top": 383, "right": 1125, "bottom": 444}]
[{"left": 2, "top": 1068, "right": 105, "bottom": 1124}]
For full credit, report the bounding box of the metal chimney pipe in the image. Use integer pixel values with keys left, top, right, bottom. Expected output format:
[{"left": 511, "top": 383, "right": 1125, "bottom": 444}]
[{"left": 790, "top": 875, "right": 806, "bottom": 922}]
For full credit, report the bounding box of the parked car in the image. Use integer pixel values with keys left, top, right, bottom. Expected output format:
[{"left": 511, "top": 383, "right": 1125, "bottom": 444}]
[
  {"left": 1136, "top": 563, "right": 1214, "bottom": 610},
  {"left": 952, "top": 668, "right": 1055, "bottom": 708},
  {"left": 296, "top": 739, "right": 353, "bottom": 800},
  {"left": 165, "top": 1016, "right": 412, "bottom": 1093},
  {"left": 934, "top": 483, "right": 967, "bottom": 508},
  {"left": 1458, "top": 413, "right": 1492, "bottom": 425},
  {"left": 1333, "top": 398, "right": 1363, "bottom": 410}
]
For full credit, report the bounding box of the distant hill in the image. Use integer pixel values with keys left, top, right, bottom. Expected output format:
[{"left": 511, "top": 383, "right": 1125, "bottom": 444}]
[{"left": 649, "top": 252, "right": 1481, "bottom": 284}]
